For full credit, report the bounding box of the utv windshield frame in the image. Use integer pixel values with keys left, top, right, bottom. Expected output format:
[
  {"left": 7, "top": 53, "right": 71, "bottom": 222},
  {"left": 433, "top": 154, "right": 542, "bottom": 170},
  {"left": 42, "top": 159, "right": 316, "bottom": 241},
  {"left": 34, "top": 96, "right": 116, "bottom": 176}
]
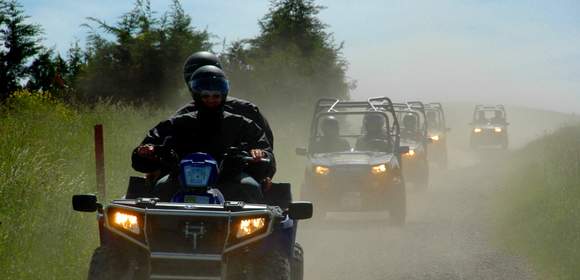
[
  {"left": 308, "top": 97, "right": 401, "bottom": 156},
  {"left": 392, "top": 101, "right": 429, "bottom": 140},
  {"left": 472, "top": 104, "right": 507, "bottom": 122}
]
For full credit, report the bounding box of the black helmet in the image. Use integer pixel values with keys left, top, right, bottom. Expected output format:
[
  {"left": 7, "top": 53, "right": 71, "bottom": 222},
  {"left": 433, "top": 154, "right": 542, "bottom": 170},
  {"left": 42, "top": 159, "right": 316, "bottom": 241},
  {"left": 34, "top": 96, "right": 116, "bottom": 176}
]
[
  {"left": 363, "top": 113, "right": 385, "bottom": 134},
  {"left": 426, "top": 111, "right": 437, "bottom": 121},
  {"left": 183, "top": 51, "right": 222, "bottom": 84},
  {"left": 321, "top": 116, "right": 340, "bottom": 136},
  {"left": 403, "top": 114, "right": 417, "bottom": 130},
  {"left": 188, "top": 65, "right": 230, "bottom": 103}
]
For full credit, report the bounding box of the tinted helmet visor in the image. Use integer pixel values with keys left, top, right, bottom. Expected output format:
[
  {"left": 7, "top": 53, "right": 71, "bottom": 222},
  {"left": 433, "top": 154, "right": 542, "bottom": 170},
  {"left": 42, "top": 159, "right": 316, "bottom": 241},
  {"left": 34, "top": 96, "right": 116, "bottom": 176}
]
[{"left": 189, "top": 77, "right": 229, "bottom": 96}]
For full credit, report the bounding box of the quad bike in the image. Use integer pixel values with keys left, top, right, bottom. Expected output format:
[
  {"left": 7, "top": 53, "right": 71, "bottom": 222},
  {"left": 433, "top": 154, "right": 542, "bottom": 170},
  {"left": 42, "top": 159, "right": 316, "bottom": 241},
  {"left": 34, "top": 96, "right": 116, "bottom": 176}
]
[{"left": 73, "top": 147, "right": 312, "bottom": 280}]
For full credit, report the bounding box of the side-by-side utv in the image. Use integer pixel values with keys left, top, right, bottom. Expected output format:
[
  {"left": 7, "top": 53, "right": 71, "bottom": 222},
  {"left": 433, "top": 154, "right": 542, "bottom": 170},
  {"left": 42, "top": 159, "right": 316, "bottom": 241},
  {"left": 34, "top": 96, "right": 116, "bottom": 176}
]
[
  {"left": 470, "top": 105, "right": 509, "bottom": 149},
  {"left": 424, "top": 102, "right": 450, "bottom": 169},
  {"left": 296, "top": 97, "right": 408, "bottom": 225},
  {"left": 393, "top": 101, "right": 431, "bottom": 189}
]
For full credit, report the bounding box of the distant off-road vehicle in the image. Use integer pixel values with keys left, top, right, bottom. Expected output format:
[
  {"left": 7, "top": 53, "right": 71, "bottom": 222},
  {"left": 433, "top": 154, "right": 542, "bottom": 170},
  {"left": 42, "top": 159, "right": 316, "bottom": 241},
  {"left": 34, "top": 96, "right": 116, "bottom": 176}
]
[
  {"left": 393, "top": 101, "right": 431, "bottom": 189},
  {"left": 424, "top": 103, "right": 450, "bottom": 169},
  {"left": 470, "top": 105, "right": 509, "bottom": 149},
  {"left": 73, "top": 151, "right": 312, "bottom": 280},
  {"left": 296, "top": 97, "right": 408, "bottom": 225}
]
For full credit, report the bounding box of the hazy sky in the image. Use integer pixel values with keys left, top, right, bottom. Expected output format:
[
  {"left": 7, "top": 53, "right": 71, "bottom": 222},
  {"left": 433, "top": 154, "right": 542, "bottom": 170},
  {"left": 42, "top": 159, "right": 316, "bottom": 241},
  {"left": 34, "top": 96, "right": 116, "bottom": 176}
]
[{"left": 20, "top": 0, "right": 580, "bottom": 113}]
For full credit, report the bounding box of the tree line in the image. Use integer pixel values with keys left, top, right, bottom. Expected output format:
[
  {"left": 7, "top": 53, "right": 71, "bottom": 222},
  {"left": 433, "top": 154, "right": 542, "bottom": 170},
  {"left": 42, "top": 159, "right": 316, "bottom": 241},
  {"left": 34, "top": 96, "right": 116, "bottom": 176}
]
[{"left": 0, "top": 0, "right": 352, "bottom": 110}]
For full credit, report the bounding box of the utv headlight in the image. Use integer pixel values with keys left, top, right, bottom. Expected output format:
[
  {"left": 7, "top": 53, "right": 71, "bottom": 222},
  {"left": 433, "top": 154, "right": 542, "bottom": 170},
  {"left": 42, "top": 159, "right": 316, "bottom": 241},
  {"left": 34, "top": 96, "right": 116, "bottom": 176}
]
[
  {"left": 431, "top": 135, "right": 440, "bottom": 141},
  {"left": 473, "top": 128, "right": 482, "bottom": 133},
  {"left": 112, "top": 211, "right": 140, "bottom": 235},
  {"left": 236, "top": 217, "right": 267, "bottom": 238},
  {"left": 494, "top": 127, "right": 502, "bottom": 133},
  {"left": 371, "top": 164, "right": 387, "bottom": 175},
  {"left": 314, "top": 166, "right": 330, "bottom": 176}
]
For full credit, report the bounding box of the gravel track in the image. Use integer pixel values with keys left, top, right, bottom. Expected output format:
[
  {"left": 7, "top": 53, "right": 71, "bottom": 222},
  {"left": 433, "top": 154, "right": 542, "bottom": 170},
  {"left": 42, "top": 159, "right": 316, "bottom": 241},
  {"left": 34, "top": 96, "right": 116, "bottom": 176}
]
[{"left": 298, "top": 153, "right": 536, "bottom": 280}]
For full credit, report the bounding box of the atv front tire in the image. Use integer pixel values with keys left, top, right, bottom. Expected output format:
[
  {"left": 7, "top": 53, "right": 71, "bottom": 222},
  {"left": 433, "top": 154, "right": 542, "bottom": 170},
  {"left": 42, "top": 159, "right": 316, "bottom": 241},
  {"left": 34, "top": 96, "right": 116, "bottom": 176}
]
[
  {"left": 389, "top": 180, "right": 407, "bottom": 226},
  {"left": 88, "top": 246, "right": 133, "bottom": 280},
  {"left": 291, "top": 243, "right": 304, "bottom": 280}
]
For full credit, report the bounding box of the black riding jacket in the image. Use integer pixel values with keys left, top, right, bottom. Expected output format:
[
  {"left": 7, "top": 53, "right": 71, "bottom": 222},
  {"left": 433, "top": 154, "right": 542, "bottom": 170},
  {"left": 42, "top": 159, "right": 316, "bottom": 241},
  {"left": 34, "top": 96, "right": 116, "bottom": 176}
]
[
  {"left": 174, "top": 97, "right": 274, "bottom": 150},
  {"left": 132, "top": 111, "right": 275, "bottom": 179}
]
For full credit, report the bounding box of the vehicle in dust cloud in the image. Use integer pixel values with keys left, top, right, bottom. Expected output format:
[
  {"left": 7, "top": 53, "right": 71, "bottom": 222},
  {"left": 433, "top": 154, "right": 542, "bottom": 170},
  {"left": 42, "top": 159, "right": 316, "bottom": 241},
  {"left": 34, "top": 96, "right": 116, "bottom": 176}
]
[
  {"left": 424, "top": 102, "right": 450, "bottom": 169},
  {"left": 469, "top": 105, "right": 509, "bottom": 149},
  {"left": 296, "top": 97, "right": 408, "bottom": 225},
  {"left": 393, "top": 101, "right": 431, "bottom": 190},
  {"left": 72, "top": 151, "right": 312, "bottom": 280}
]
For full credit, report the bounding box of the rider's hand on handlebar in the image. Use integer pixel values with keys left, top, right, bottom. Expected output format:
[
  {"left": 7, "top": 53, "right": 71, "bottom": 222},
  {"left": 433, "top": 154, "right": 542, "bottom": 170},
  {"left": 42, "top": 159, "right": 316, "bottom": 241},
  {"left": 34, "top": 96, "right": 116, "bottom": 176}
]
[{"left": 250, "top": 149, "right": 266, "bottom": 162}]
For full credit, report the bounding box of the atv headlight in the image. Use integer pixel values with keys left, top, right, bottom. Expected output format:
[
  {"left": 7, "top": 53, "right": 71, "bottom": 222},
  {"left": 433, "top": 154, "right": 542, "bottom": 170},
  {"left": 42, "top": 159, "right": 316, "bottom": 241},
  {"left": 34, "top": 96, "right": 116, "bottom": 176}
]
[
  {"left": 404, "top": 149, "right": 415, "bottom": 157},
  {"left": 236, "top": 217, "right": 267, "bottom": 238},
  {"left": 494, "top": 127, "right": 502, "bottom": 133},
  {"left": 473, "top": 128, "right": 482, "bottom": 133},
  {"left": 431, "top": 135, "right": 440, "bottom": 141},
  {"left": 314, "top": 166, "right": 330, "bottom": 176},
  {"left": 112, "top": 211, "right": 140, "bottom": 235},
  {"left": 371, "top": 164, "right": 387, "bottom": 175}
]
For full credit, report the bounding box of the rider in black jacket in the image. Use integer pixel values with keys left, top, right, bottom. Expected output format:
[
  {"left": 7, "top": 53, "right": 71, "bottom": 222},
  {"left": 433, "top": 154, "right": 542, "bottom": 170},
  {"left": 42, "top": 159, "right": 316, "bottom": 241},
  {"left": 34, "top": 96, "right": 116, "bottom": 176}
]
[
  {"left": 132, "top": 66, "right": 274, "bottom": 202},
  {"left": 176, "top": 51, "right": 274, "bottom": 149}
]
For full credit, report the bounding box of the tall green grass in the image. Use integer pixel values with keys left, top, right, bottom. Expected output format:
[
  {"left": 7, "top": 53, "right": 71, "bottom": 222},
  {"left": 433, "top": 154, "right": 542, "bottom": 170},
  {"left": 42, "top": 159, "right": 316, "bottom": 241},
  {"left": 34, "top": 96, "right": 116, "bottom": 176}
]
[
  {"left": 495, "top": 123, "right": 580, "bottom": 279},
  {"left": 0, "top": 91, "right": 168, "bottom": 279},
  {"left": 0, "top": 91, "right": 308, "bottom": 279}
]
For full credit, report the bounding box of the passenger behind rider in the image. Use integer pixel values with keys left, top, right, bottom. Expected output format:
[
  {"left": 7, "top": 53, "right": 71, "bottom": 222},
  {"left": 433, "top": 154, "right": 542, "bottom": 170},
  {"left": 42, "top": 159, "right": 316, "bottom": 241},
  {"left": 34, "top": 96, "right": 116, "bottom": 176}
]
[
  {"left": 310, "top": 116, "right": 350, "bottom": 153},
  {"left": 400, "top": 114, "right": 422, "bottom": 141},
  {"left": 490, "top": 110, "right": 506, "bottom": 125},
  {"left": 132, "top": 66, "right": 273, "bottom": 203},
  {"left": 355, "top": 114, "right": 391, "bottom": 152}
]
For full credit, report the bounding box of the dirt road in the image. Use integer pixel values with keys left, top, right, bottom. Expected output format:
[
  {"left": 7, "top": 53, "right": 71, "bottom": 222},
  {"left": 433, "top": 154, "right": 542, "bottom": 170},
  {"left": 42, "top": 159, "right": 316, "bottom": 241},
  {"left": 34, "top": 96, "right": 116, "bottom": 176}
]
[{"left": 298, "top": 151, "right": 536, "bottom": 280}]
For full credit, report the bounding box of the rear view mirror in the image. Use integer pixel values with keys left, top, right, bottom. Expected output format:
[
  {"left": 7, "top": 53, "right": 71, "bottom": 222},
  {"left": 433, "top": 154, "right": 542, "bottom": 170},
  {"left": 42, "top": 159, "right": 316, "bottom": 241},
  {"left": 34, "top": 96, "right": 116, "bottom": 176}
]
[
  {"left": 399, "top": 145, "right": 410, "bottom": 154},
  {"left": 72, "top": 194, "right": 99, "bottom": 212},
  {"left": 295, "top": 147, "right": 307, "bottom": 156},
  {"left": 289, "top": 201, "right": 313, "bottom": 220}
]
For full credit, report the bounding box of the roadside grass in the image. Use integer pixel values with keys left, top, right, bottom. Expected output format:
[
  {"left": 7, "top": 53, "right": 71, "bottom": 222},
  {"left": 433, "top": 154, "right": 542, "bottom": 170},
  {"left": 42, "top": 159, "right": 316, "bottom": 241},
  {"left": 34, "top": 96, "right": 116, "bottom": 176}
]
[
  {"left": 0, "top": 91, "right": 307, "bottom": 279},
  {"left": 0, "top": 91, "right": 167, "bottom": 279},
  {"left": 495, "top": 123, "right": 580, "bottom": 279}
]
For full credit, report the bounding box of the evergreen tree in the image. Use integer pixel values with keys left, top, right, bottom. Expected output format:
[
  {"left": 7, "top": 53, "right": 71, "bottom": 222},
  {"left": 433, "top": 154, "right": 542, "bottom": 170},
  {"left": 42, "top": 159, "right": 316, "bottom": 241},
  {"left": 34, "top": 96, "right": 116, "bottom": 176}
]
[
  {"left": 222, "top": 0, "right": 352, "bottom": 117},
  {"left": 79, "top": 0, "right": 211, "bottom": 103},
  {"left": 0, "top": 0, "right": 43, "bottom": 99}
]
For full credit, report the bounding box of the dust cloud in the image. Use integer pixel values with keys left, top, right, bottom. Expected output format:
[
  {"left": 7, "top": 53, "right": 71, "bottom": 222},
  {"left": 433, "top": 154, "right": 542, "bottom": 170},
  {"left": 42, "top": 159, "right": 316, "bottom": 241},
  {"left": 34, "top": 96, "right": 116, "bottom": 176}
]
[{"left": 278, "top": 104, "right": 577, "bottom": 280}]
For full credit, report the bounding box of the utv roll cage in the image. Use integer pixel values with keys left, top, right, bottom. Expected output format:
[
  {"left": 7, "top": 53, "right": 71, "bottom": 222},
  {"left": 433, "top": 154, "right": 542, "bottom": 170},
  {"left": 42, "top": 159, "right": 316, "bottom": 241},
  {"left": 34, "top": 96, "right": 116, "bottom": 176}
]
[
  {"left": 391, "top": 101, "right": 429, "bottom": 138},
  {"left": 472, "top": 104, "right": 507, "bottom": 121},
  {"left": 424, "top": 102, "right": 447, "bottom": 128},
  {"left": 309, "top": 97, "right": 403, "bottom": 155}
]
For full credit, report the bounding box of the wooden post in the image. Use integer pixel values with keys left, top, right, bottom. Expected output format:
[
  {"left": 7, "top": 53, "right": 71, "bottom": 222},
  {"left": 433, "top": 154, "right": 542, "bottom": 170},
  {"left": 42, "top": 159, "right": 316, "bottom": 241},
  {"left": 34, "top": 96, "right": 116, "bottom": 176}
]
[{"left": 94, "top": 124, "right": 106, "bottom": 200}]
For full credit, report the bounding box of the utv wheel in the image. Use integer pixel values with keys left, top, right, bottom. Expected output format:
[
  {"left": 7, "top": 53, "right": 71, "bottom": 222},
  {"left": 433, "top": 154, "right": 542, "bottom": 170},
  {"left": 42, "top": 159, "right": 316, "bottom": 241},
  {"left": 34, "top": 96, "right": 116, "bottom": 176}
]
[
  {"left": 389, "top": 181, "right": 407, "bottom": 226},
  {"left": 416, "top": 161, "right": 429, "bottom": 190},
  {"left": 501, "top": 138, "right": 509, "bottom": 150},
  {"left": 291, "top": 243, "right": 304, "bottom": 280},
  {"left": 470, "top": 138, "right": 478, "bottom": 149},
  {"left": 439, "top": 152, "right": 448, "bottom": 169},
  {"left": 88, "top": 246, "right": 134, "bottom": 280}
]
